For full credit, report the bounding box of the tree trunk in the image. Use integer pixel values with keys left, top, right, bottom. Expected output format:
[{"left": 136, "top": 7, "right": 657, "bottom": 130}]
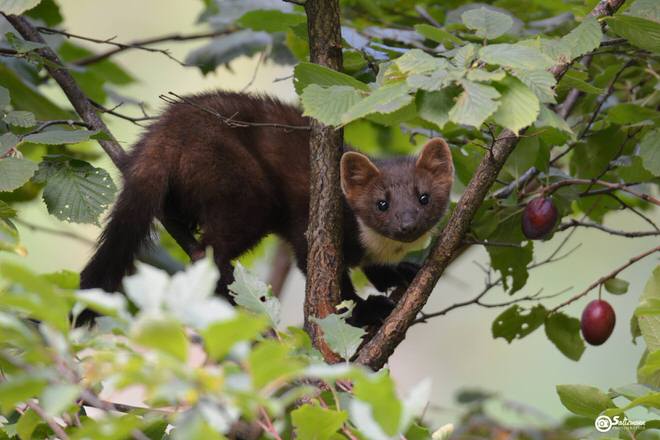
[{"left": 303, "top": 0, "right": 344, "bottom": 363}]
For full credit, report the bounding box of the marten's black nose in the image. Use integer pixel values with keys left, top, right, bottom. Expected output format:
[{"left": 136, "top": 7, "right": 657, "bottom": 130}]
[{"left": 399, "top": 214, "right": 416, "bottom": 233}]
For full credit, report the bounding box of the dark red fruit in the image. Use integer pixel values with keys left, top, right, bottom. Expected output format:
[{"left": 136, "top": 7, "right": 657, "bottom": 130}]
[
  {"left": 522, "top": 197, "right": 558, "bottom": 239},
  {"left": 581, "top": 300, "right": 616, "bottom": 346}
]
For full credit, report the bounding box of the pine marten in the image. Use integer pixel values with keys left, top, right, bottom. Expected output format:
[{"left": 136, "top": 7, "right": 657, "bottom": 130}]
[{"left": 80, "top": 92, "right": 453, "bottom": 325}]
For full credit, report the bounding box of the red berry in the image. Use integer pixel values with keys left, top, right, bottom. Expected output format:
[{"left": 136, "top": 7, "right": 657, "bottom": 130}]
[
  {"left": 522, "top": 197, "right": 558, "bottom": 240},
  {"left": 581, "top": 300, "right": 616, "bottom": 346}
]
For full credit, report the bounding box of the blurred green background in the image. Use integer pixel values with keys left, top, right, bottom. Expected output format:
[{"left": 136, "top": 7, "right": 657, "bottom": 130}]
[{"left": 3, "top": 0, "right": 658, "bottom": 427}]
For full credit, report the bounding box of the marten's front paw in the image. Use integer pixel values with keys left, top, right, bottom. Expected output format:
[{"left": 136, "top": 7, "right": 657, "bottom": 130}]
[
  {"left": 396, "top": 261, "right": 421, "bottom": 286},
  {"left": 349, "top": 295, "right": 395, "bottom": 327}
]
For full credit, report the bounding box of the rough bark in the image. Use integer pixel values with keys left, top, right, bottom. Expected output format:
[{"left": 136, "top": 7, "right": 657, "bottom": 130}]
[
  {"left": 303, "top": 0, "right": 344, "bottom": 363},
  {"left": 4, "top": 14, "right": 203, "bottom": 260},
  {"left": 355, "top": 0, "right": 628, "bottom": 370}
]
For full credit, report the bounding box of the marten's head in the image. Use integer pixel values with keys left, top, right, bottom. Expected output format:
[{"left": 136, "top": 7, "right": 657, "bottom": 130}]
[{"left": 340, "top": 138, "right": 453, "bottom": 244}]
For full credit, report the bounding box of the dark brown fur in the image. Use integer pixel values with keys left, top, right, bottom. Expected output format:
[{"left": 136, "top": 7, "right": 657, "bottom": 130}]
[{"left": 80, "top": 92, "right": 453, "bottom": 325}]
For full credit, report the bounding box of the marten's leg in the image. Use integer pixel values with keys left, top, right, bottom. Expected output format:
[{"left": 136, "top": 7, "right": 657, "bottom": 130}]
[{"left": 199, "top": 205, "right": 269, "bottom": 302}]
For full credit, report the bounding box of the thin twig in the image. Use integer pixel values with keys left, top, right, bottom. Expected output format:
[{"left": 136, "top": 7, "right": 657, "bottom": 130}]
[
  {"left": 607, "top": 193, "right": 660, "bottom": 231},
  {"left": 37, "top": 27, "right": 236, "bottom": 67},
  {"left": 556, "top": 219, "right": 660, "bottom": 238},
  {"left": 25, "top": 400, "right": 70, "bottom": 440},
  {"left": 37, "top": 26, "right": 186, "bottom": 66},
  {"left": 463, "top": 239, "right": 522, "bottom": 248},
  {"left": 543, "top": 178, "right": 660, "bottom": 206},
  {"left": 415, "top": 216, "right": 584, "bottom": 325},
  {"left": 91, "top": 100, "right": 157, "bottom": 127},
  {"left": 551, "top": 60, "right": 636, "bottom": 165},
  {"left": 549, "top": 245, "right": 660, "bottom": 313},
  {"left": 14, "top": 218, "right": 95, "bottom": 245},
  {"left": 159, "top": 92, "right": 311, "bottom": 131},
  {"left": 415, "top": 5, "right": 442, "bottom": 28},
  {"left": 241, "top": 49, "right": 268, "bottom": 92}
]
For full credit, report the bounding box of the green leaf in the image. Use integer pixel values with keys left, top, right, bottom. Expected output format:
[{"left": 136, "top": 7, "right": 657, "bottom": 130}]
[
  {"left": 393, "top": 49, "right": 448, "bottom": 75},
  {"left": 35, "top": 157, "right": 116, "bottom": 224},
  {"left": 0, "top": 85, "right": 9, "bottom": 109},
  {"left": 414, "top": 24, "right": 463, "bottom": 47},
  {"left": 132, "top": 317, "right": 189, "bottom": 361},
  {"left": 605, "top": 392, "right": 660, "bottom": 416},
  {"left": 229, "top": 262, "right": 281, "bottom": 328},
  {"left": 40, "top": 384, "right": 80, "bottom": 417},
  {"left": 0, "top": 219, "right": 26, "bottom": 256},
  {"left": 627, "top": 0, "right": 660, "bottom": 21},
  {"left": 535, "top": 106, "right": 575, "bottom": 140},
  {"left": 294, "top": 62, "right": 369, "bottom": 94},
  {"left": 449, "top": 80, "right": 500, "bottom": 128},
  {"left": 0, "top": 200, "right": 17, "bottom": 218},
  {"left": 291, "top": 405, "right": 348, "bottom": 440},
  {"left": 0, "top": 374, "right": 48, "bottom": 413},
  {"left": 25, "top": 0, "right": 62, "bottom": 26},
  {"left": 461, "top": 7, "right": 513, "bottom": 40},
  {"left": 0, "top": 0, "right": 41, "bottom": 15},
  {"left": 636, "top": 266, "right": 660, "bottom": 352},
  {"left": 0, "top": 65, "right": 68, "bottom": 120},
  {"left": 491, "top": 76, "right": 540, "bottom": 134},
  {"left": 237, "top": 9, "right": 305, "bottom": 33},
  {"left": 559, "top": 16, "right": 602, "bottom": 60},
  {"left": 556, "top": 384, "right": 615, "bottom": 418},
  {"left": 202, "top": 312, "right": 268, "bottom": 360},
  {"left": 416, "top": 88, "right": 458, "bottom": 129},
  {"left": 479, "top": 44, "right": 555, "bottom": 71},
  {"left": 0, "top": 132, "right": 19, "bottom": 156},
  {"left": 561, "top": 70, "right": 606, "bottom": 94},
  {"left": 545, "top": 313, "right": 585, "bottom": 361},
  {"left": 353, "top": 372, "right": 402, "bottom": 436},
  {"left": 604, "top": 278, "right": 629, "bottom": 295},
  {"left": 638, "top": 350, "right": 660, "bottom": 384},
  {"left": 407, "top": 67, "right": 463, "bottom": 92},
  {"left": 341, "top": 81, "right": 413, "bottom": 125},
  {"left": 485, "top": 212, "right": 532, "bottom": 294},
  {"left": 606, "top": 15, "right": 660, "bottom": 53},
  {"left": 0, "top": 158, "right": 38, "bottom": 192},
  {"left": 510, "top": 68, "right": 556, "bottom": 104},
  {"left": 3, "top": 111, "right": 36, "bottom": 128},
  {"left": 16, "top": 409, "right": 41, "bottom": 440},
  {"left": 452, "top": 43, "right": 478, "bottom": 68},
  {"left": 607, "top": 104, "right": 660, "bottom": 125},
  {"left": 23, "top": 129, "right": 97, "bottom": 145},
  {"left": 301, "top": 85, "right": 362, "bottom": 126},
  {"left": 492, "top": 305, "right": 547, "bottom": 342},
  {"left": 312, "top": 313, "right": 366, "bottom": 361},
  {"left": 466, "top": 68, "right": 506, "bottom": 82},
  {"left": 5, "top": 32, "right": 46, "bottom": 54},
  {"left": 248, "top": 340, "right": 304, "bottom": 389},
  {"left": 638, "top": 129, "right": 660, "bottom": 175}
]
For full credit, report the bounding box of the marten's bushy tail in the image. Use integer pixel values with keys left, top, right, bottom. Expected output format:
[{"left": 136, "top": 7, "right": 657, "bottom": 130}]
[{"left": 80, "top": 151, "right": 168, "bottom": 293}]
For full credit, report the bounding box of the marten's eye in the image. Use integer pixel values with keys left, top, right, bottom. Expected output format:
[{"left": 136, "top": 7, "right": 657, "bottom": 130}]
[
  {"left": 377, "top": 200, "right": 389, "bottom": 211},
  {"left": 419, "top": 193, "right": 430, "bottom": 205}
]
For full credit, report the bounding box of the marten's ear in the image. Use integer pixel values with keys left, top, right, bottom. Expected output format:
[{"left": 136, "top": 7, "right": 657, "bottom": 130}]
[
  {"left": 341, "top": 152, "right": 380, "bottom": 198},
  {"left": 416, "top": 138, "right": 453, "bottom": 177}
]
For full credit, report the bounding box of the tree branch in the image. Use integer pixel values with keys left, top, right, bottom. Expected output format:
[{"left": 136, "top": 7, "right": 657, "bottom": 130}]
[
  {"left": 556, "top": 219, "right": 660, "bottom": 238},
  {"left": 302, "top": 0, "right": 345, "bottom": 363},
  {"left": 549, "top": 245, "right": 659, "bottom": 313},
  {"left": 25, "top": 400, "right": 70, "bottom": 440},
  {"left": 355, "top": 0, "right": 628, "bottom": 370},
  {"left": 36, "top": 27, "right": 237, "bottom": 66},
  {"left": 4, "top": 14, "right": 203, "bottom": 260},
  {"left": 544, "top": 178, "right": 660, "bottom": 206}
]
